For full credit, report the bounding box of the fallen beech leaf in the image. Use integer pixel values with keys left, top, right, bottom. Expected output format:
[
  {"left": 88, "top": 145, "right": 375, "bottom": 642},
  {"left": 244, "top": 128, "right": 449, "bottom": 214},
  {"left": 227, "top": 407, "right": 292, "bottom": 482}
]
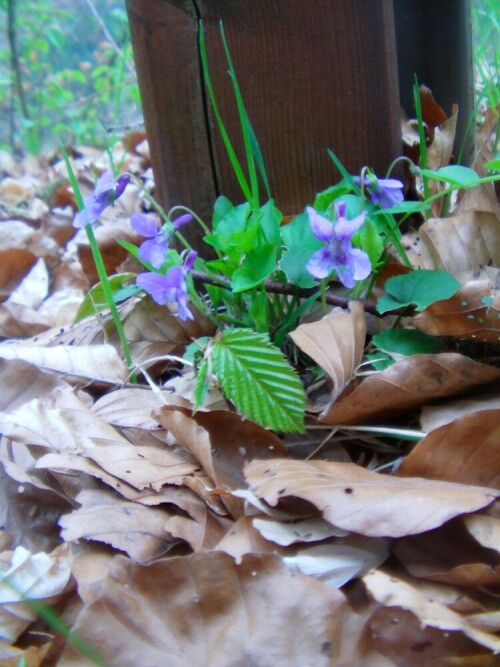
[
  {"left": 420, "top": 384, "right": 500, "bottom": 432},
  {"left": 252, "top": 517, "right": 347, "bottom": 546},
  {"left": 0, "top": 544, "right": 72, "bottom": 643},
  {"left": 411, "top": 212, "right": 500, "bottom": 278},
  {"left": 8, "top": 258, "right": 49, "bottom": 309},
  {"left": 284, "top": 537, "right": 389, "bottom": 588},
  {"left": 290, "top": 302, "right": 366, "bottom": 405},
  {"left": 154, "top": 407, "right": 287, "bottom": 518},
  {"left": 0, "top": 359, "right": 65, "bottom": 411},
  {"left": 398, "top": 410, "right": 500, "bottom": 488},
  {"left": 0, "top": 302, "right": 50, "bottom": 338},
  {"left": 412, "top": 279, "right": 500, "bottom": 344},
  {"left": 363, "top": 569, "right": 500, "bottom": 652},
  {"left": 214, "top": 516, "right": 279, "bottom": 561},
  {"left": 58, "top": 552, "right": 349, "bottom": 667},
  {"left": 245, "top": 459, "right": 499, "bottom": 537},
  {"left": 317, "top": 353, "right": 500, "bottom": 424},
  {"left": 0, "top": 343, "right": 128, "bottom": 384},
  {"left": 0, "top": 249, "right": 37, "bottom": 303},
  {"left": 419, "top": 85, "right": 448, "bottom": 128},
  {"left": 393, "top": 519, "right": 500, "bottom": 588},
  {"left": 463, "top": 514, "right": 500, "bottom": 555},
  {"left": 164, "top": 511, "right": 233, "bottom": 552},
  {"left": 59, "top": 489, "right": 175, "bottom": 563},
  {"left": 92, "top": 387, "right": 178, "bottom": 429}
]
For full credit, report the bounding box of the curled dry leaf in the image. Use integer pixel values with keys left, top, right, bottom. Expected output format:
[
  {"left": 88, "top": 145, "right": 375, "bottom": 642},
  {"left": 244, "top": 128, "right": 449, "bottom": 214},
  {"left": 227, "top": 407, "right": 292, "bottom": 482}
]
[
  {"left": 317, "top": 353, "right": 500, "bottom": 424},
  {"left": 0, "top": 343, "right": 128, "bottom": 384},
  {"left": 59, "top": 489, "right": 176, "bottom": 564},
  {"left": 398, "top": 410, "right": 500, "bottom": 488},
  {"left": 420, "top": 385, "right": 500, "bottom": 432},
  {"left": 363, "top": 569, "right": 500, "bottom": 653},
  {"left": 154, "top": 406, "right": 287, "bottom": 518},
  {"left": 393, "top": 519, "right": 500, "bottom": 588},
  {"left": 252, "top": 516, "right": 347, "bottom": 546},
  {"left": 407, "top": 211, "right": 500, "bottom": 278},
  {"left": 289, "top": 301, "right": 366, "bottom": 406},
  {"left": 463, "top": 514, "right": 500, "bottom": 556},
  {"left": 244, "top": 458, "right": 499, "bottom": 538},
  {"left": 412, "top": 279, "right": 500, "bottom": 344},
  {"left": 0, "top": 544, "right": 72, "bottom": 643},
  {"left": 284, "top": 536, "right": 389, "bottom": 589},
  {"left": 58, "top": 552, "right": 350, "bottom": 667},
  {"left": 214, "top": 516, "right": 280, "bottom": 562}
]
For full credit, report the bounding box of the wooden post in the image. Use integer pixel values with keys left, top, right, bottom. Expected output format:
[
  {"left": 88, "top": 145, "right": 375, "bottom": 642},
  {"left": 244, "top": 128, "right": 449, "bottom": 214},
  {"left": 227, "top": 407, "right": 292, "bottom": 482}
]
[
  {"left": 126, "top": 0, "right": 402, "bottom": 250},
  {"left": 394, "top": 0, "right": 474, "bottom": 162}
]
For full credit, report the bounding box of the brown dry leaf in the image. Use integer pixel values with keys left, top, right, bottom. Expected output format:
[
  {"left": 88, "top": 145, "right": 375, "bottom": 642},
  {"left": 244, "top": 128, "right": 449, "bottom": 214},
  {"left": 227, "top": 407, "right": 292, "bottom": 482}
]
[
  {"left": 398, "top": 410, "right": 500, "bottom": 488},
  {"left": 0, "top": 359, "right": 66, "bottom": 411},
  {"left": 289, "top": 301, "right": 366, "bottom": 405},
  {"left": 420, "top": 385, "right": 500, "bottom": 432},
  {"left": 393, "top": 519, "right": 500, "bottom": 588},
  {"left": 318, "top": 353, "right": 500, "bottom": 425},
  {"left": 164, "top": 509, "right": 233, "bottom": 552},
  {"left": 252, "top": 516, "right": 347, "bottom": 546},
  {"left": 154, "top": 406, "right": 287, "bottom": 518},
  {"left": 0, "top": 249, "right": 37, "bottom": 303},
  {"left": 409, "top": 212, "right": 500, "bottom": 278},
  {"left": 283, "top": 536, "right": 389, "bottom": 589},
  {"left": 419, "top": 85, "right": 449, "bottom": 128},
  {"left": 0, "top": 343, "right": 128, "bottom": 384},
  {"left": 121, "top": 295, "right": 215, "bottom": 367},
  {"left": 363, "top": 569, "right": 500, "bottom": 653},
  {"left": 7, "top": 258, "right": 49, "bottom": 309},
  {"left": 58, "top": 552, "right": 350, "bottom": 667},
  {"left": 91, "top": 387, "right": 179, "bottom": 429},
  {"left": 244, "top": 459, "right": 499, "bottom": 538},
  {"left": 0, "top": 302, "right": 50, "bottom": 338},
  {"left": 2, "top": 386, "right": 198, "bottom": 493},
  {"left": 214, "top": 516, "right": 280, "bottom": 561},
  {"left": 0, "top": 544, "right": 72, "bottom": 643},
  {"left": 59, "top": 489, "right": 175, "bottom": 563},
  {"left": 463, "top": 514, "right": 500, "bottom": 555},
  {"left": 412, "top": 279, "right": 500, "bottom": 344}
]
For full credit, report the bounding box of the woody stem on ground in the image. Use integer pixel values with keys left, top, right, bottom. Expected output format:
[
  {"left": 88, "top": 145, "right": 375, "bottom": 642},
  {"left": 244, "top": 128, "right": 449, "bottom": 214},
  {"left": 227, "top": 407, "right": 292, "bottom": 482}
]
[{"left": 190, "top": 270, "right": 379, "bottom": 315}]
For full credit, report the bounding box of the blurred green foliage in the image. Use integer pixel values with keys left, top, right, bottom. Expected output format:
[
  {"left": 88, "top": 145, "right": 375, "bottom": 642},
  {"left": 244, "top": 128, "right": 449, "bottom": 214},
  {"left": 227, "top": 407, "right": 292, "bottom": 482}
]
[
  {"left": 0, "top": 0, "right": 141, "bottom": 153},
  {"left": 472, "top": 0, "right": 500, "bottom": 112}
]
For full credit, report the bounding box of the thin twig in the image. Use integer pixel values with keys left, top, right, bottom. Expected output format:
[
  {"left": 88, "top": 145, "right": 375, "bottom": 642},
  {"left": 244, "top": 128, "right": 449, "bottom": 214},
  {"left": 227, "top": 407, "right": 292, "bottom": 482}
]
[
  {"left": 82, "top": 0, "right": 136, "bottom": 78},
  {"left": 190, "top": 270, "right": 379, "bottom": 314}
]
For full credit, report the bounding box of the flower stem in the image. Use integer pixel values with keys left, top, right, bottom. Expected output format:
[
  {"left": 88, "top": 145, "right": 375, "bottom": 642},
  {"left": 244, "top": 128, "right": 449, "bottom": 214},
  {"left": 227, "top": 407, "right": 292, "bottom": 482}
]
[{"left": 85, "top": 224, "right": 137, "bottom": 381}]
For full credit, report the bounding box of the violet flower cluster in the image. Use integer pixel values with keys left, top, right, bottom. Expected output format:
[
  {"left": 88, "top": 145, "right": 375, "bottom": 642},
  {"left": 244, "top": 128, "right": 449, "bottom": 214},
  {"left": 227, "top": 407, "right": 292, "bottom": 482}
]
[
  {"left": 306, "top": 202, "right": 371, "bottom": 289},
  {"left": 72, "top": 170, "right": 196, "bottom": 321}
]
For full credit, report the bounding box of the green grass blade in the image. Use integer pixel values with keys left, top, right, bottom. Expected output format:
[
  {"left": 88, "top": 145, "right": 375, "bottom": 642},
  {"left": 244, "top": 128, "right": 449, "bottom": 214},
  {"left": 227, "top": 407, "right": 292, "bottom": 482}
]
[
  {"left": 219, "top": 22, "right": 259, "bottom": 208},
  {"left": 198, "top": 22, "right": 252, "bottom": 202}
]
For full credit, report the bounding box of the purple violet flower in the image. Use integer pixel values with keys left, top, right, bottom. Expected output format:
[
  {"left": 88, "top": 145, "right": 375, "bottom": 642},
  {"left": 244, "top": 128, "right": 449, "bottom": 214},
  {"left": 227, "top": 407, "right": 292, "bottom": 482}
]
[
  {"left": 136, "top": 250, "right": 197, "bottom": 321},
  {"left": 306, "top": 203, "right": 371, "bottom": 289},
  {"left": 74, "top": 170, "right": 130, "bottom": 228},
  {"left": 356, "top": 175, "right": 404, "bottom": 209},
  {"left": 131, "top": 213, "right": 169, "bottom": 269},
  {"left": 131, "top": 211, "right": 194, "bottom": 269}
]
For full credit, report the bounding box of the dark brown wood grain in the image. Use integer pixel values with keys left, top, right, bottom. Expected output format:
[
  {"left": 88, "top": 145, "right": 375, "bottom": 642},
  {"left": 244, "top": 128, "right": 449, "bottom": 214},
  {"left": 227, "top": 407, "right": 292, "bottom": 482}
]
[{"left": 125, "top": 1, "right": 401, "bottom": 249}]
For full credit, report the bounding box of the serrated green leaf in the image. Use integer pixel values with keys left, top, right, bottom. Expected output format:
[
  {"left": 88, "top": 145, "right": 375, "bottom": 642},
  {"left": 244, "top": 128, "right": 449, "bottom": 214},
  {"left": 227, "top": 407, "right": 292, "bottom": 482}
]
[
  {"left": 212, "top": 329, "right": 305, "bottom": 433},
  {"left": 193, "top": 359, "right": 209, "bottom": 410},
  {"left": 377, "top": 270, "right": 461, "bottom": 314}
]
